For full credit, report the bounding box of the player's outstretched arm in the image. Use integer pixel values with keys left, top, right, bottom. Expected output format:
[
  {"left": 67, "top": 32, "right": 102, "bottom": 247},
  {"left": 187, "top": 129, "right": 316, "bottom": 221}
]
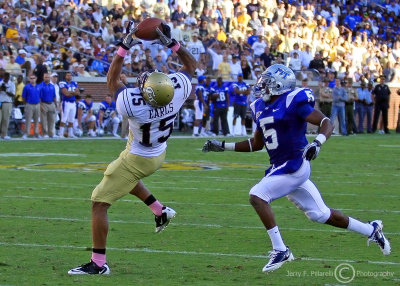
[
  {"left": 303, "top": 109, "right": 334, "bottom": 160},
  {"left": 155, "top": 24, "right": 196, "bottom": 77},
  {"left": 202, "top": 129, "right": 264, "bottom": 152},
  {"left": 107, "top": 21, "right": 142, "bottom": 95}
]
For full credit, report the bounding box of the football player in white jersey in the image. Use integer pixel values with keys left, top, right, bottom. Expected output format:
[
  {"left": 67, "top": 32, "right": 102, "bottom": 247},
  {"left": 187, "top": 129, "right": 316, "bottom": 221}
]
[
  {"left": 69, "top": 21, "right": 196, "bottom": 275},
  {"left": 203, "top": 64, "right": 391, "bottom": 273}
]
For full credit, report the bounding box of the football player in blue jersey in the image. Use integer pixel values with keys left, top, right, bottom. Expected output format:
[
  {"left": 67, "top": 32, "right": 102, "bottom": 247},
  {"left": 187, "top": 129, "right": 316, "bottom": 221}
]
[
  {"left": 58, "top": 72, "right": 80, "bottom": 138},
  {"left": 97, "top": 94, "right": 121, "bottom": 137},
  {"left": 75, "top": 94, "right": 96, "bottom": 137},
  {"left": 193, "top": 75, "right": 209, "bottom": 137},
  {"left": 203, "top": 64, "right": 391, "bottom": 273},
  {"left": 232, "top": 73, "right": 250, "bottom": 136},
  {"left": 210, "top": 77, "right": 231, "bottom": 136}
]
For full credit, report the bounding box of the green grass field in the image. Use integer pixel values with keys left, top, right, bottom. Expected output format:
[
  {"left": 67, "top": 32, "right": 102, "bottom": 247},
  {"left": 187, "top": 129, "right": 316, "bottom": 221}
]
[{"left": 0, "top": 133, "right": 399, "bottom": 286}]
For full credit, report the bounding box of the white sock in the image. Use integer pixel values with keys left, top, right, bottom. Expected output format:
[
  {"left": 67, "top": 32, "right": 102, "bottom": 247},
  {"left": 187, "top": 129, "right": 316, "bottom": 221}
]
[
  {"left": 193, "top": 126, "right": 199, "bottom": 135},
  {"left": 267, "top": 226, "right": 286, "bottom": 251},
  {"left": 242, "top": 125, "right": 246, "bottom": 134},
  {"left": 68, "top": 127, "right": 74, "bottom": 137},
  {"left": 347, "top": 217, "right": 374, "bottom": 237},
  {"left": 113, "top": 123, "right": 119, "bottom": 135},
  {"left": 58, "top": 126, "right": 64, "bottom": 137}
]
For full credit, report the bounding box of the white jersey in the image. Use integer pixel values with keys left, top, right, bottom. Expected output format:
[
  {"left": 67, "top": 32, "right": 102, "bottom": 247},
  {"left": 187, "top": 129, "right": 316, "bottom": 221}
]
[
  {"left": 116, "top": 72, "right": 192, "bottom": 157},
  {"left": 186, "top": 41, "right": 205, "bottom": 62}
]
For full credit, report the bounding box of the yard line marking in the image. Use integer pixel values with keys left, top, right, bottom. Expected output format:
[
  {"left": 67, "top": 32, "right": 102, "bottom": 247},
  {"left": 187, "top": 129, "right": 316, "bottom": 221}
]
[
  {"left": 1, "top": 214, "right": 399, "bottom": 235},
  {"left": 0, "top": 153, "right": 83, "bottom": 157},
  {"left": 0, "top": 241, "right": 398, "bottom": 266},
  {"left": 3, "top": 195, "right": 400, "bottom": 213}
]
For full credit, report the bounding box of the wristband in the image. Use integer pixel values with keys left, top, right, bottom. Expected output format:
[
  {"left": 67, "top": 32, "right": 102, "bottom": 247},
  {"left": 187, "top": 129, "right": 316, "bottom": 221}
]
[
  {"left": 315, "top": 133, "right": 326, "bottom": 145},
  {"left": 170, "top": 41, "right": 181, "bottom": 52},
  {"left": 319, "top": 117, "right": 330, "bottom": 127},
  {"left": 117, "top": 47, "right": 128, "bottom": 57},
  {"left": 248, "top": 138, "right": 253, "bottom": 152},
  {"left": 224, "top": 142, "right": 235, "bottom": 151}
]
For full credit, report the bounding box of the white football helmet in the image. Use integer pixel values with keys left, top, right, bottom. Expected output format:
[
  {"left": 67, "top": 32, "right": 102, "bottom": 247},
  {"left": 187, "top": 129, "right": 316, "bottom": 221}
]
[
  {"left": 253, "top": 64, "right": 296, "bottom": 102},
  {"left": 97, "top": 128, "right": 104, "bottom": 137},
  {"left": 74, "top": 128, "right": 83, "bottom": 137}
]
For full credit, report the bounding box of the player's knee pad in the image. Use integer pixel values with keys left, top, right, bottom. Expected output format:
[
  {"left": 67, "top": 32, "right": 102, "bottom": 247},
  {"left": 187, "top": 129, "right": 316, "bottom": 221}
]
[
  {"left": 112, "top": 117, "right": 120, "bottom": 124},
  {"left": 305, "top": 208, "right": 331, "bottom": 224},
  {"left": 89, "top": 115, "right": 96, "bottom": 122}
]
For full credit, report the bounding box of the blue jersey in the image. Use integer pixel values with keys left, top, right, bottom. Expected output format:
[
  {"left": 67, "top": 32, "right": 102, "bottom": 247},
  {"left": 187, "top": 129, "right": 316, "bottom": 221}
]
[
  {"left": 211, "top": 85, "right": 229, "bottom": 108},
  {"left": 232, "top": 81, "right": 250, "bottom": 105},
  {"left": 98, "top": 100, "right": 116, "bottom": 119},
  {"left": 59, "top": 80, "right": 78, "bottom": 103},
  {"left": 250, "top": 88, "right": 315, "bottom": 174},
  {"left": 77, "top": 99, "right": 93, "bottom": 116}
]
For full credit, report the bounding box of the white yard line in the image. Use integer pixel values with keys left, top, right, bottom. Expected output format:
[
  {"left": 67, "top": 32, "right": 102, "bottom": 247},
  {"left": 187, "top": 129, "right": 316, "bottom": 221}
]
[
  {"left": 1, "top": 214, "right": 399, "bottom": 235},
  {"left": 0, "top": 241, "right": 398, "bottom": 266}
]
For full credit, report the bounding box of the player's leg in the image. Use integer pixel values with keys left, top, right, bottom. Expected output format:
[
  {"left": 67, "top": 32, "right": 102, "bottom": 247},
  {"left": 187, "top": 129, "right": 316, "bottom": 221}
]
[
  {"left": 58, "top": 102, "right": 67, "bottom": 137},
  {"left": 111, "top": 116, "right": 120, "bottom": 137},
  {"left": 67, "top": 102, "right": 77, "bottom": 138},
  {"left": 287, "top": 180, "right": 391, "bottom": 255},
  {"left": 130, "top": 180, "right": 176, "bottom": 233},
  {"left": 193, "top": 100, "right": 202, "bottom": 136},
  {"left": 240, "top": 105, "right": 247, "bottom": 136},
  {"left": 248, "top": 160, "right": 311, "bottom": 272}
]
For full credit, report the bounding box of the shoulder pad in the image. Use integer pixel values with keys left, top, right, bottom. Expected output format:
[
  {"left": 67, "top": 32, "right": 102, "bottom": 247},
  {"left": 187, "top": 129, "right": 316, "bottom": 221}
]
[{"left": 286, "top": 88, "right": 315, "bottom": 108}]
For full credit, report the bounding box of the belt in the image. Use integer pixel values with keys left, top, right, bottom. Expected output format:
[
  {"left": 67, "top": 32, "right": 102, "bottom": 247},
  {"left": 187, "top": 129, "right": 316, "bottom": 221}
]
[{"left": 42, "top": 101, "right": 54, "bottom": 104}]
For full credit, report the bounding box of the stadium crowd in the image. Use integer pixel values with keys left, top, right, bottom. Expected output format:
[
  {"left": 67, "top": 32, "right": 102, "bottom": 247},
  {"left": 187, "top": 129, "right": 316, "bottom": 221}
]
[{"left": 0, "top": 0, "right": 400, "bottom": 139}]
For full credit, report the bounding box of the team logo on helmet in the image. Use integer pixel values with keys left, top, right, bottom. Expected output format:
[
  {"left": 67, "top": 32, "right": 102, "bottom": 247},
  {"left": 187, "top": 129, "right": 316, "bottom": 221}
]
[
  {"left": 253, "top": 64, "right": 296, "bottom": 102},
  {"left": 139, "top": 71, "right": 174, "bottom": 107}
]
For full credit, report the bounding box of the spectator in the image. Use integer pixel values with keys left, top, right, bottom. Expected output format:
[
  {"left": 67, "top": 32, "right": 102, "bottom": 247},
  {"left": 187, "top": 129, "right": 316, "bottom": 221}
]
[
  {"left": 33, "top": 55, "right": 48, "bottom": 84},
  {"left": 153, "top": 0, "right": 170, "bottom": 20},
  {"left": 170, "top": 5, "right": 186, "bottom": 26},
  {"left": 229, "top": 55, "right": 243, "bottom": 80},
  {"left": 252, "top": 36, "right": 268, "bottom": 58},
  {"left": 14, "top": 74, "right": 25, "bottom": 107},
  {"left": 5, "top": 56, "right": 21, "bottom": 75},
  {"left": 260, "top": 46, "right": 274, "bottom": 69},
  {"left": 344, "top": 78, "right": 357, "bottom": 135},
  {"left": 5, "top": 21, "right": 19, "bottom": 41},
  {"left": 39, "top": 73, "right": 57, "bottom": 138},
  {"left": 355, "top": 81, "right": 368, "bottom": 133},
  {"left": 330, "top": 78, "right": 348, "bottom": 136},
  {"left": 217, "top": 54, "right": 231, "bottom": 80},
  {"left": 186, "top": 33, "right": 205, "bottom": 62},
  {"left": 319, "top": 78, "right": 333, "bottom": 118},
  {"left": 22, "top": 75, "right": 41, "bottom": 138},
  {"left": 372, "top": 75, "right": 391, "bottom": 134},
  {"left": 0, "top": 72, "right": 15, "bottom": 140}
]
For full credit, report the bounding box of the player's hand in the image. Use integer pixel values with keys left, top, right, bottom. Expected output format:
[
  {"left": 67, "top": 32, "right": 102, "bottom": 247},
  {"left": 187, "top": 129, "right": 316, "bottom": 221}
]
[
  {"left": 118, "top": 20, "right": 142, "bottom": 50},
  {"left": 202, "top": 140, "right": 225, "bottom": 152},
  {"left": 154, "top": 23, "right": 178, "bottom": 48},
  {"left": 302, "top": 140, "right": 321, "bottom": 160}
]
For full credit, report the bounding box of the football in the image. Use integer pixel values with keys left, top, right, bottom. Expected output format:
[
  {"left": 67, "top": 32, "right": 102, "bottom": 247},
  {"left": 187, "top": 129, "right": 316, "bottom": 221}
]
[{"left": 134, "top": 17, "right": 165, "bottom": 41}]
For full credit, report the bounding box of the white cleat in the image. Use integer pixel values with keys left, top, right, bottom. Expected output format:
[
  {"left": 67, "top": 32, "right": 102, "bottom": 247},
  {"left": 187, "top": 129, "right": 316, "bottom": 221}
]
[
  {"left": 368, "top": 220, "right": 391, "bottom": 255},
  {"left": 262, "top": 247, "right": 294, "bottom": 273},
  {"left": 155, "top": 206, "right": 176, "bottom": 233}
]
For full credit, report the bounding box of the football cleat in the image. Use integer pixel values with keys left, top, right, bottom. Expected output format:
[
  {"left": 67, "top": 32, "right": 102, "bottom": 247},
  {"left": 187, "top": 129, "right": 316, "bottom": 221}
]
[
  {"left": 68, "top": 260, "right": 110, "bottom": 275},
  {"left": 367, "top": 220, "right": 391, "bottom": 255},
  {"left": 262, "top": 247, "right": 294, "bottom": 273},
  {"left": 155, "top": 206, "right": 176, "bottom": 233}
]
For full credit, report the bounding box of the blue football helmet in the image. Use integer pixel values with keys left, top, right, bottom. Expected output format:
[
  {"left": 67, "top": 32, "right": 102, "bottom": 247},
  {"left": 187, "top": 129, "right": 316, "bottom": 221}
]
[{"left": 253, "top": 64, "right": 296, "bottom": 102}]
